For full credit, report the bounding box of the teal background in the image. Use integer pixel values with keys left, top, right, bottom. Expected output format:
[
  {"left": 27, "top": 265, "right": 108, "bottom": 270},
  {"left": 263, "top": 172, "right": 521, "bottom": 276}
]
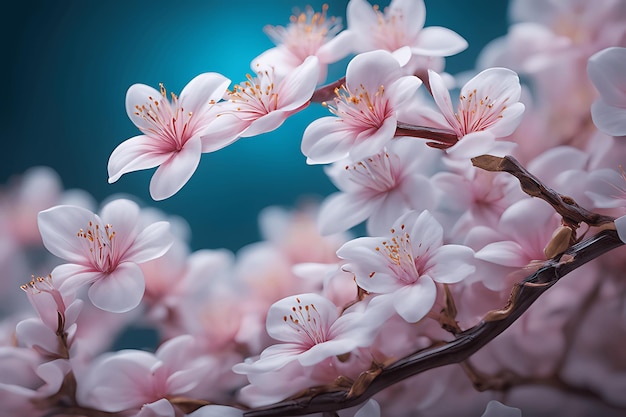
[{"left": 2, "top": 0, "right": 509, "bottom": 252}]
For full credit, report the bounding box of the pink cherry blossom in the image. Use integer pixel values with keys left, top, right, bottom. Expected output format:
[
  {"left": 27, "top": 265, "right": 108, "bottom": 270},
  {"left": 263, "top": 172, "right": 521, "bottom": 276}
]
[
  {"left": 429, "top": 67, "right": 525, "bottom": 158},
  {"left": 108, "top": 72, "right": 231, "bottom": 201},
  {"left": 208, "top": 56, "right": 319, "bottom": 142},
  {"left": 232, "top": 293, "right": 378, "bottom": 374},
  {"left": 252, "top": 5, "right": 353, "bottom": 83},
  {"left": 588, "top": 46, "right": 626, "bottom": 136},
  {"left": 37, "top": 198, "right": 174, "bottom": 313},
  {"left": 76, "top": 334, "right": 216, "bottom": 416},
  {"left": 317, "top": 139, "right": 440, "bottom": 236},
  {"left": 345, "top": 0, "right": 467, "bottom": 68},
  {"left": 337, "top": 210, "right": 475, "bottom": 323},
  {"left": 301, "top": 50, "right": 422, "bottom": 164}
]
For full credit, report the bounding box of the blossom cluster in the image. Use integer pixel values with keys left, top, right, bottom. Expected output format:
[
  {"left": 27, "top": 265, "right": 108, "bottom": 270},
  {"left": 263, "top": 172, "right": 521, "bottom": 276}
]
[{"left": 2, "top": 1, "right": 626, "bottom": 416}]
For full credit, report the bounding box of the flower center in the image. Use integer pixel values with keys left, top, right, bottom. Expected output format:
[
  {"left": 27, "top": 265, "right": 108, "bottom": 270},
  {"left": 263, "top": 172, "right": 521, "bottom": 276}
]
[
  {"left": 77, "top": 221, "right": 117, "bottom": 273},
  {"left": 133, "top": 84, "right": 195, "bottom": 151},
  {"left": 375, "top": 224, "right": 421, "bottom": 284},
  {"left": 325, "top": 83, "right": 391, "bottom": 131},
  {"left": 345, "top": 150, "right": 399, "bottom": 193},
  {"left": 455, "top": 89, "right": 508, "bottom": 137},
  {"left": 223, "top": 70, "right": 278, "bottom": 119},
  {"left": 21, "top": 274, "right": 67, "bottom": 328},
  {"left": 283, "top": 297, "right": 327, "bottom": 347},
  {"left": 265, "top": 4, "right": 341, "bottom": 61}
]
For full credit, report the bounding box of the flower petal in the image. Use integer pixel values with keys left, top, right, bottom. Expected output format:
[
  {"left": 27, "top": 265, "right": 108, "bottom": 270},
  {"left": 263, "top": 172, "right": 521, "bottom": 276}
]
[
  {"left": 149, "top": 136, "right": 202, "bottom": 201},
  {"left": 591, "top": 99, "right": 626, "bottom": 137},
  {"left": 475, "top": 241, "right": 528, "bottom": 267},
  {"left": 107, "top": 135, "right": 171, "bottom": 183},
  {"left": 125, "top": 84, "right": 164, "bottom": 131},
  {"left": 124, "top": 221, "right": 173, "bottom": 264},
  {"left": 318, "top": 192, "right": 379, "bottom": 235},
  {"left": 179, "top": 72, "right": 231, "bottom": 115},
  {"left": 412, "top": 26, "right": 468, "bottom": 56},
  {"left": 87, "top": 262, "right": 145, "bottom": 313},
  {"left": 276, "top": 56, "right": 319, "bottom": 111},
  {"left": 424, "top": 244, "right": 475, "bottom": 284},
  {"left": 428, "top": 69, "right": 457, "bottom": 131},
  {"left": 616, "top": 215, "right": 626, "bottom": 244},
  {"left": 587, "top": 47, "right": 626, "bottom": 108},
  {"left": 38, "top": 205, "right": 98, "bottom": 264},
  {"left": 392, "top": 276, "right": 436, "bottom": 323},
  {"left": 346, "top": 50, "right": 402, "bottom": 93},
  {"left": 301, "top": 117, "right": 354, "bottom": 164}
]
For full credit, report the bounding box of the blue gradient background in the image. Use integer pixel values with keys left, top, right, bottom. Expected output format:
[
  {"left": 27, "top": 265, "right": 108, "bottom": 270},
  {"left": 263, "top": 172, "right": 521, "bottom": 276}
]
[{"left": 2, "top": 0, "right": 509, "bottom": 252}]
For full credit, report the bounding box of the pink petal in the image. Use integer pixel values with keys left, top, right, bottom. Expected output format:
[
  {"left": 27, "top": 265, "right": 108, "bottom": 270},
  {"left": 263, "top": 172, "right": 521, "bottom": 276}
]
[
  {"left": 587, "top": 47, "right": 626, "bottom": 108},
  {"left": 386, "top": 75, "right": 423, "bottom": 107},
  {"left": 349, "top": 116, "right": 398, "bottom": 162},
  {"left": 15, "top": 318, "right": 59, "bottom": 355},
  {"left": 464, "top": 68, "right": 522, "bottom": 109},
  {"left": 149, "top": 136, "right": 202, "bottom": 201},
  {"left": 318, "top": 192, "right": 379, "bottom": 235},
  {"left": 346, "top": 50, "right": 402, "bottom": 93},
  {"left": 591, "top": 99, "right": 626, "bottom": 137},
  {"left": 179, "top": 72, "right": 230, "bottom": 115},
  {"left": 346, "top": 0, "right": 379, "bottom": 51},
  {"left": 488, "top": 102, "right": 525, "bottom": 138},
  {"left": 38, "top": 205, "right": 101, "bottom": 263},
  {"left": 428, "top": 70, "right": 457, "bottom": 131},
  {"left": 301, "top": 117, "right": 354, "bottom": 164},
  {"left": 87, "top": 262, "right": 145, "bottom": 313},
  {"left": 233, "top": 343, "right": 304, "bottom": 374},
  {"left": 392, "top": 276, "right": 436, "bottom": 323},
  {"left": 390, "top": 0, "right": 426, "bottom": 37},
  {"left": 54, "top": 263, "right": 101, "bottom": 295},
  {"left": 125, "top": 84, "right": 164, "bottom": 131},
  {"left": 475, "top": 241, "right": 527, "bottom": 267},
  {"left": 240, "top": 111, "right": 288, "bottom": 138},
  {"left": 276, "top": 56, "right": 319, "bottom": 111},
  {"left": 99, "top": 198, "right": 141, "bottom": 256},
  {"left": 188, "top": 405, "right": 244, "bottom": 417},
  {"left": 200, "top": 114, "right": 246, "bottom": 153},
  {"left": 136, "top": 398, "right": 175, "bottom": 417},
  {"left": 412, "top": 26, "right": 468, "bottom": 56},
  {"left": 107, "top": 135, "right": 171, "bottom": 183},
  {"left": 446, "top": 131, "right": 498, "bottom": 160},
  {"left": 424, "top": 244, "right": 475, "bottom": 284},
  {"left": 316, "top": 31, "right": 355, "bottom": 64},
  {"left": 124, "top": 221, "right": 172, "bottom": 264},
  {"left": 406, "top": 210, "right": 443, "bottom": 257}
]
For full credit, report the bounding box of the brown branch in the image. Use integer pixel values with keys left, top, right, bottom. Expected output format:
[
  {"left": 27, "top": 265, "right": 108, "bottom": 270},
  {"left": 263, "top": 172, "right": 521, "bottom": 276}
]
[
  {"left": 244, "top": 229, "right": 623, "bottom": 416},
  {"left": 471, "top": 155, "right": 615, "bottom": 228},
  {"left": 395, "top": 122, "right": 459, "bottom": 149},
  {"left": 311, "top": 77, "right": 346, "bottom": 103}
]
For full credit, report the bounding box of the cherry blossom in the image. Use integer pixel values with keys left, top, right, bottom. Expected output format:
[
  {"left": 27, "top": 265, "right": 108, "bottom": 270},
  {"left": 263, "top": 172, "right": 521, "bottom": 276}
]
[
  {"left": 108, "top": 72, "right": 231, "bottom": 201},
  {"left": 232, "top": 293, "right": 378, "bottom": 374},
  {"left": 76, "top": 334, "right": 216, "bottom": 416},
  {"left": 337, "top": 210, "right": 475, "bottom": 323},
  {"left": 345, "top": 0, "right": 467, "bottom": 71},
  {"left": 208, "top": 56, "right": 319, "bottom": 142},
  {"left": 587, "top": 46, "right": 626, "bottom": 136},
  {"left": 252, "top": 5, "right": 353, "bottom": 82},
  {"left": 301, "top": 50, "right": 422, "bottom": 164},
  {"left": 317, "top": 139, "right": 440, "bottom": 236},
  {"left": 428, "top": 67, "right": 525, "bottom": 158},
  {"left": 37, "top": 198, "right": 173, "bottom": 313}
]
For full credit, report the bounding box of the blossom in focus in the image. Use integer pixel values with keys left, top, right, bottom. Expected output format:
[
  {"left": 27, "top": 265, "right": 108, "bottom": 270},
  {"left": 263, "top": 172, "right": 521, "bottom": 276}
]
[
  {"left": 301, "top": 50, "right": 422, "bottom": 164},
  {"left": 108, "top": 72, "right": 231, "bottom": 201},
  {"left": 208, "top": 56, "right": 319, "bottom": 142},
  {"left": 232, "top": 293, "right": 378, "bottom": 374},
  {"left": 428, "top": 67, "right": 525, "bottom": 158},
  {"left": 587, "top": 46, "right": 626, "bottom": 136},
  {"left": 252, "top": 5, "right": 353, "bottom": 83},
  {"left": 338, "top": 210, "right": 475, "bottom": 323},
  {"left": 345, "top": 0, "right": 467, "bottom": 71},
  {"left": 317, "top": 139, "right": 439, "bottom": 236},
  {"left": 37, "top": 198, "right": 173, "bottom": 313}
]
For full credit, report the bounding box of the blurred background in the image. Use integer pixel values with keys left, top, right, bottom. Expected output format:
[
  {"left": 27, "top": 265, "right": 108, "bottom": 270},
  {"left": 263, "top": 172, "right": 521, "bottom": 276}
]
[{"left": 2, "top": 0, "right": 509, "bottom": 253}]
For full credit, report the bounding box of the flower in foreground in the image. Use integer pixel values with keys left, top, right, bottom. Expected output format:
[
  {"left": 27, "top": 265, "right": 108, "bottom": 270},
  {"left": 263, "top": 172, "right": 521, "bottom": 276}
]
[
  {"left": 108, "top": 72, "right": 231, "bottom": 201},
  {"left": 337, "top": 210, "right": 475, "bottom": 323},
  {"left": 37, "top": 198, "right": 173, "bottom": 313},
  {"left": 208, "top": 56, "right": 320, "bottom": 142},
  {"left": 232, "top": 293, "right": 378, "bottom": 374},
  {"left": 428, "top": 67, "right": 525, "bottom": 158},
  {"left": 301, "top": 50, "right": 422, "bottom": 164},
  {"left": 587, "top": 46, "right": 626, "bottom": 137}
]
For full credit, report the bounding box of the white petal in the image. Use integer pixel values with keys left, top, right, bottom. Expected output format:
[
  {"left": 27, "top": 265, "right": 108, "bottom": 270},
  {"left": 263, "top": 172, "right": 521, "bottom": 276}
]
[
  {"left": 487, "top": 102, "right": 525, "bottom": 138},
  {"left": 240, "top": 110, "right": 288, "bottom": 138},
  {"left": 179, "top": 72, "right": 231, "bottom": 114},
  {"left": 475, "top": 241, "right": 527, "bottom": 267},
  {"left": 446, "top": 131, "right": 497, "bottom": 160},
  {"left": 386, "top": 75, "right": 423, "bottom": 107},
  {"left": 149, "top": 136, "right": 202, "bottom": 200},
  {"left": 316, "top": 31, "right": 355, "bottom": 64},
  {"left": 136, "top": 398, "right": 175, "bottom": 417},
  {"left": 124, "top": 221, "right": 173, "bottom": 264},
  {"left": 424, "top": 245, "right": 475, "bottom": 283},
  {"left": 318, "top": 192, "right": 378, "bottom": 235},
  {"left": 591, "top": 99, "right": 626, "bottom": 137},
  {"left": 276, "top": 56, "right": 319, "bottom": 111},
  {"left": 125, "top": 84, "right": 164, "bottom": 131},
  {"left": 428, "top": 69, "right": 458, "bottom": 131},
  {"left": 346, "top": 0, "right": 379, "bottom": 51},
  {"left": 188, "top": 405, "right": 244, "bottom": 417},
  {"left": 38, "top": 205, "right": 98, "bottom": 263},
  {"left": 107, "top": 135, "right": 171, "bottom": 183},
  {"left": 200, "top": 113, "right": 246, "bottom": 153},
  {"left": 87, "top": 262, "right": 145, "bottom": 313},
  {"left": 390, "top": 0, "right": 426, "bottom": 37},
  {"left": 393, "top": 276, "right": 436, "bottom": 323},
  {"left": 346, "top": 50, "right": 402, "bottom": 93},
  {"left": 616, "top": 215, "right": 626, "bottom": 244},
  {"left": 54, "top": 263, "right": 100, "bottom": 295},
  {"left": 99, "top": 198, "right": 141, "bottom": 256},
  {"left": 587, "top": 47, "right": 626, "bottom": 108},
  {"left": 412, "top": 26, "right": 468, "bottom": 56},
  {"left": 301, "top": 117, "right": 354, "bottom": 164}
]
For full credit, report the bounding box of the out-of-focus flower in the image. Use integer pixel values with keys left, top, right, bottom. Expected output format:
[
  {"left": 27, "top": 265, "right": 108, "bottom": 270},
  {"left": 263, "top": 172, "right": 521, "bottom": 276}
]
[
  {"left": 37, "top": 198, "right": 173, "bottom": 313},
  {"left": 108, "top": 73, "right": 231, "bottom": 200},
  {"left": 588, "top": 46, "right": 626, "bottom": 136}
]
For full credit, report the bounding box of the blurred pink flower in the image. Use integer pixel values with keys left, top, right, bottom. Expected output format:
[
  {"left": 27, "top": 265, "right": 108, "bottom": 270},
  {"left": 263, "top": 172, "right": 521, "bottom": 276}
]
[{"left": 588, "top": 46, "right": 626, "bottom": 136}]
